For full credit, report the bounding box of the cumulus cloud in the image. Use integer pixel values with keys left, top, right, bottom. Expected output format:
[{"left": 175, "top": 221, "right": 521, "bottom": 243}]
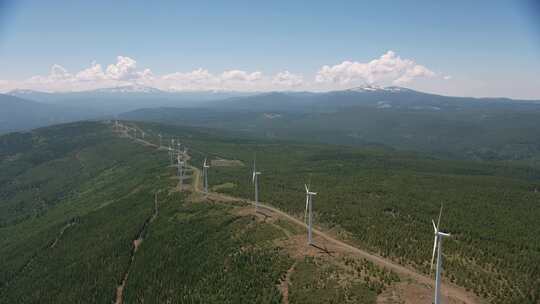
[
  {"left": 315, "top": 50, "right": 435, "bottom": 87},
  {"left": 161, "top": 68, "right": 219, "bottom": 90},
  {"left": 0, "top": 51, "right": 442, "bottom": 93},
  {"left": 75, "top": 61, "right": 105, "bottom": 81},
  {"left": 49, "top": 64, "right": 72, "bottom": 80},
  {"left": 272, "top": 71, "right": 303, "bottom": 87},
  {"left": 105, "top": 56, "right": 138, "bottom": 80},
  {"left": 221, "top": 70, "right": 262, "bottom": 82}
]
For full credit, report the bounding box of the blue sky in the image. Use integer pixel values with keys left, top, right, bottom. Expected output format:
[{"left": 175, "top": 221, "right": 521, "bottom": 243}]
[{"left": 0, "top": 0, "right": 539, "bottom": 98}]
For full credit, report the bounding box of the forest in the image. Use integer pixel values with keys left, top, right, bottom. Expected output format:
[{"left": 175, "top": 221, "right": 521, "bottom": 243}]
[
  {"left": 0, "top": 121, "right": 403, "bottom": 303},
  {"left": 138, "top": 120, "right": 540, "bottom": 304}
]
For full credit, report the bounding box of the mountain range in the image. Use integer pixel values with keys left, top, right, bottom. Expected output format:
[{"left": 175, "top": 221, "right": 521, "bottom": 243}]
[
  {"left": 7, "top": 85, "right": 256, "bottom": 114},
  {"left": 3, "top": 84, "right": 540, "bottom": 160}
]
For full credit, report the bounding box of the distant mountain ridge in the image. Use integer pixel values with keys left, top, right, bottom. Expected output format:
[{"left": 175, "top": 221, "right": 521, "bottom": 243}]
[
  {"left": 202, "top": 85, "right": 540, "bottom": 113},
  {"left": 0, "top": 94, "right": 99, "bottom": 133},
  {"left": 5, "top": 84, "right": 540, "bottom": 160},
  {"left": 7, "top": 85, "right": 257, "bottom": 114},
  {"left": 121, "top": 86, "right": 540, "bottom": 161}
]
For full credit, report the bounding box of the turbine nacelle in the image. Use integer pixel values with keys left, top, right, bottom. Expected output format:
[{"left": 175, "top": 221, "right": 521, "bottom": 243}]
[
  {"left": 304, "top": 184, "right": 317, "bottom": 196},
  {"left": 252, "top": 171, "right": 261, "bottom": 182}
]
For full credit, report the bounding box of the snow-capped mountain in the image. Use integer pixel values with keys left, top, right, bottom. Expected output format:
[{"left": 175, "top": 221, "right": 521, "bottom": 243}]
[
  {"left": 347, "top": 85, "right": 413, "bottom": 93},
  {"left": 90, "top": 85, "right": 166, "bottom": 94}
]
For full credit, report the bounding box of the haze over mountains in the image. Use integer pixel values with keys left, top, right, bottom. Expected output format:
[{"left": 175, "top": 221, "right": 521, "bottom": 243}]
[
  {"left": 7, "top": 85, "right": 256, "bottom": 114},
  {"left": 3, "top": 84, "right": 540, "bottom": 161}
]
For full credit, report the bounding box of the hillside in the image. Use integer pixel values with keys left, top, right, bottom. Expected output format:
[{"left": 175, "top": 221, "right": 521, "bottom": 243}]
[
  {"left": 0, "top": 121, "right": 400, "bottom": 303},
  {"left": 1, "top": 120, "right": 539, "bottom": 303},
  {"left": 137, "top": 120, "right": 540, "bottom": 304}
]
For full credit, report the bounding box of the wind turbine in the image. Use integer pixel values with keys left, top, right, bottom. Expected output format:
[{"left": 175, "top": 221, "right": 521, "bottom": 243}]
[
  {"left": 203, "top": 158, "right": 210, "bottom": 193},
  {"left": 158, "top": 133, "right": 162, "bottom": 147},
  {"left": 177, "top": 154, "right": 184, "bottom": 191},
  {"left": 183, "top": 148, "right": 189, "bottom": 168},
  {"left": 431, "top": 204, "right": 451, "bottom": 304},
  {"left": 304, "top": 184, "right": 317, "bottom": 245},
  {"left": 252, "top": 158, "right": 261, "bottom": 210}
]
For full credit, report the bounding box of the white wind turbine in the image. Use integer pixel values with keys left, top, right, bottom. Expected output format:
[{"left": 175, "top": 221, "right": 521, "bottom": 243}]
[
  {"left": 158, "top": 133, "right": 162, "bottom": 147},
  {"left": 177, "top": 154, "right": 184, "bottom": 191},
  {"left": 304, "top": 184, "right": 317, "bottom": 245},
  {"left": 252, "top": 158, "right": 261, "bottom": 210},
  {"left": 203, "top": 158, "right": 210, "bottom": 193},
  {"left": 183, "top": 148, "right": 189, "bottom": 167},
  {"left": 431, "top": 204, "right": 451, "bottom": 304}
]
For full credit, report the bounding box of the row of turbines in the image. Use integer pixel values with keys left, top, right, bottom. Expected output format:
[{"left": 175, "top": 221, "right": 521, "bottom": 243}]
[
  {"left": 115, "top": 121, "right": 452, "bottom": 304},
  {"left": 195, "top": 146, "right": 452, "bottom": 304}
]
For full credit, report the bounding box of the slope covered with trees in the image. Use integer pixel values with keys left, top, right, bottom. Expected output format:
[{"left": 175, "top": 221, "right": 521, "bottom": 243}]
[
  {"left": 141, "top": 121, "right": 540, "bottom": 304},
  {"left": 2, "top": 120, "right": 539, "bottom": 303}
]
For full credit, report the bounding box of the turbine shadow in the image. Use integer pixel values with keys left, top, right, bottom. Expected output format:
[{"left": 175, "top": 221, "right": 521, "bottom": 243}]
[{"left": 309, "top": 243, "right": 335, "bottom": 256}]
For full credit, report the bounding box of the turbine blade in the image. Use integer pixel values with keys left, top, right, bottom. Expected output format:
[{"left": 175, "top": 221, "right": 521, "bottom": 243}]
[
  {"left": 432, "top": 219, "right": 437, "bottom": 232},
  {"left": 437, "top": 203, "right": 443, "bottom": 230},
  {"left": 430, "top": 235, "right": 437, "bottom": 273},
  {"left": 304, "top": 184, "right": 309, "bottom": 193}
]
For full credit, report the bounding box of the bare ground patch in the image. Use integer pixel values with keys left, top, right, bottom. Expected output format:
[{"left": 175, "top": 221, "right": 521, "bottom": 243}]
[
  {"left": 376, "top": 280, "right": 468, "bottom": 304},
  {"left": 211, "top": 158, "right": 245, "bottom": 167}
]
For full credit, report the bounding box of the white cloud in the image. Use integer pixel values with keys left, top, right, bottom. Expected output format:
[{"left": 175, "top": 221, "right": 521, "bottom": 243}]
[
  {"left": 444, "top": 75, "right": 453, "bottom": 80},
  {"left": 161, "top": 68, "right": 219, "bottom": 90},
  {"left": 315, "top": 50, "right": 435, "bottom": 87},
  {"left": 49, "top": 64, "right": 72, "bottom": 80},
  {"left": 272, "top": 71, "right": 303, "bottom": 87},
  {"left": 0, "top": 51, "right": 442, "bottom": 93},
  {"left": 75, "top": 61, "right": 105, "bottom": 81},
  {"left": 221, "top": 70, "right": 262, "bottom": 82},
  {"left": 106, "top": 56, "right": 139, "bottom": 80}
]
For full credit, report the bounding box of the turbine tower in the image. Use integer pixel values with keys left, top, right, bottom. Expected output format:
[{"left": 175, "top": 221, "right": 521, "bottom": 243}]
[
  {"left": 431, "top": 204, "right": 451, "bottom": 304},
  {"left": 304, "top": 184, "right": 317, "bottom": 245},
  {"left": 203, "top": 158, "right": 210, "bottom": 193},
  {"left": 252, "top": 158, "right": 261, "bottom": 210}
]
